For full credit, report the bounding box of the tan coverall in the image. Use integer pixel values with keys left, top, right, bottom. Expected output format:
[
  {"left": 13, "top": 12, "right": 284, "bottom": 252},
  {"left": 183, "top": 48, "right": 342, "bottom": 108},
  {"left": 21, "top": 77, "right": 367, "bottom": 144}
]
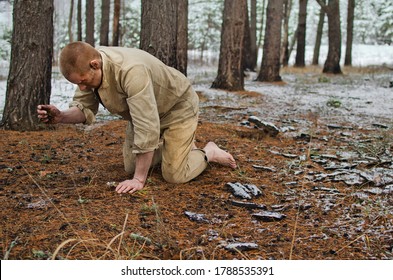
[{"left": 69, "top": 47, "right": 208, "bottom": 183}]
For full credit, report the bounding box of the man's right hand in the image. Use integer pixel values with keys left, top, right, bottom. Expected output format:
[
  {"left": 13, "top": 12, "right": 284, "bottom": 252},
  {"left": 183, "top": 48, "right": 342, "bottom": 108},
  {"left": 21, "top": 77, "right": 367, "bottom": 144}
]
[{"left": 37, "top": 104, "right": 62, "bottom": 124}]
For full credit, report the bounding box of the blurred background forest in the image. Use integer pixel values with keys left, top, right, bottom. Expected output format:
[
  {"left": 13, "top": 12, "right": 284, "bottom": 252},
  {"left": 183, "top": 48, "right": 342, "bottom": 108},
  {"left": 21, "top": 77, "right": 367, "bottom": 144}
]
[
  {"left": 0, "top": 0, "right": 392, "bottom": 68},
  {"left": 0, "top": 0, "right": 392, "bottom": 130}
]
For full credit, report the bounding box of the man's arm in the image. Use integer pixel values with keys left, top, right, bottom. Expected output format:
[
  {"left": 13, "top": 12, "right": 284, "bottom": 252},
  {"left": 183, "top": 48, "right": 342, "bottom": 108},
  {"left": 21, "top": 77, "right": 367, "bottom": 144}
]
[
  {"left": 115, "top": 151, "right": 154, "bottom": 194},
  {"left": 37, "top": 105, "right": 86, "bottom": 124}
]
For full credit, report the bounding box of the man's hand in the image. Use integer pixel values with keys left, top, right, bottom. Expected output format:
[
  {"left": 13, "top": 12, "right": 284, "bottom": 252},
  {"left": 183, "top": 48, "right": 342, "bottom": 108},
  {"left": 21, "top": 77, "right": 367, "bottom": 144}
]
[
  {"left": 116, "top": 178, "right": 145, "bottom": 194},
  {"left": 37, "top": 104, "right": 62, "bottom": 124}
]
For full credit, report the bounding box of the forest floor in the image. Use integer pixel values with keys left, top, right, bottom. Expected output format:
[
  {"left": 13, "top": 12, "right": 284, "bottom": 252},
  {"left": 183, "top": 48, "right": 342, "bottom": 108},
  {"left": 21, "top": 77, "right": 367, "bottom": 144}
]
[{"left": 1, "top": 66, "right": 392, "bottom": 260}]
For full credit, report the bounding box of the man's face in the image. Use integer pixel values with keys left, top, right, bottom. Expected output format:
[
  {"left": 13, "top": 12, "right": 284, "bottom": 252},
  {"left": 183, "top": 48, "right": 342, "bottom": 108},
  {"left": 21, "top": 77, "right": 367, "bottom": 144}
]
[{"left": 67, "top": 67, "right": 102, "bottom": 91}]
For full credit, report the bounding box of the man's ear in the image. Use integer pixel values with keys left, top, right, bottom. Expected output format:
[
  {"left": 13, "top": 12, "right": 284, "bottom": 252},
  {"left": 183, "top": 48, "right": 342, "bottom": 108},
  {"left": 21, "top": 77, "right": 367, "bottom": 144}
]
[{"left": 90, "top": 59, "right": 100, "bottom": 70}]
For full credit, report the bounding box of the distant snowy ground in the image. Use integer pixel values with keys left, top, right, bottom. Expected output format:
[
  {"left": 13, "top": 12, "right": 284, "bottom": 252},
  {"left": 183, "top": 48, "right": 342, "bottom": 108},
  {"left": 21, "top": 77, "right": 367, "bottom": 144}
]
[{"left": 0, "top": 44, "right": 392, "bottom": 124}]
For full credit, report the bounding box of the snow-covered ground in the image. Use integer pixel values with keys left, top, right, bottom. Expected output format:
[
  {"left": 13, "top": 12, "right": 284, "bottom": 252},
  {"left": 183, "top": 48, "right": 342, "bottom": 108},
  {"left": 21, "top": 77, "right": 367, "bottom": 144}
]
[{"left": 0, "top": 44, "right": 392, "bottom": 125}]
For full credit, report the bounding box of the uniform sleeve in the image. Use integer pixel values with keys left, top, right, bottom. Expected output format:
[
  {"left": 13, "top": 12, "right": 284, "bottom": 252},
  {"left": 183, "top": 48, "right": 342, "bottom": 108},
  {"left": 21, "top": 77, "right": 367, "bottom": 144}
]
[
  {"left": 122, "top": 65, "right": 160, "bottom": 154},
  {"left": 69, "top": 88, "right": 100, "bottom": 125}
]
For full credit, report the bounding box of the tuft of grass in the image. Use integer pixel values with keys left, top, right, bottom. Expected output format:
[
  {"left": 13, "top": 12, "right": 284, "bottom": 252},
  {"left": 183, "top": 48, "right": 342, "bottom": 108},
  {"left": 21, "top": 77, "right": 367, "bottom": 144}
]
[{"left": 326, "top": 99, "right": 342, "bottom": 108}]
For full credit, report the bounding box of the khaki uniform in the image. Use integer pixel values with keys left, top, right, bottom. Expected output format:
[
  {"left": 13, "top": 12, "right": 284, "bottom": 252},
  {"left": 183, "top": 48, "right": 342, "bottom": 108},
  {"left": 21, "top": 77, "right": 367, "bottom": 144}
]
[{"left": 70, "top": 47, "right": 207, "bottom": 183}]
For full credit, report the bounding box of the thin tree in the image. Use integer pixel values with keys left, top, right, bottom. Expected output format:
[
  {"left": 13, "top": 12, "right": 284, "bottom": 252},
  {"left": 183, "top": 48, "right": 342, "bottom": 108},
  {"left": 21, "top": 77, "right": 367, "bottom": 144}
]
[
  {"left": 100, "top": 0, "right": 110, "bottom": 46},
  {"left": 112, "top": 0, "right": 121, "bottom": 46},
  {"left": 344, "top": 0, "right": 355, "bottom": 66},
  {"left": 295, "top": 0, "right": 308, "bottom": 67},
  {"left": 1, "top": 0, "right": 54, "bottom": 131},
  {"left": 68, "top": 0, "right": 74, "bottom": 42},
  {"left": 256, "top": 0, "right": 283, "bottom": 82},
  {"left": 312, "top": 0, "right": 326, "bottom": 65},
  {"left": 211, "top": 0, "right": 247, "bottom": 91},
  {"left": 316, "top": 0, "right": 342, "bottom": 74},
  {"left": 77, "top": 0, "right": 82, "bottom": 41},
  {"left": 281, "top": 0, "right": 292, "bottom": 66},
  {"left": 244, "top": 0, "right": 254, "bottom": 71},
  {"left": 86, "top": 0, "right": 95, "bottom": 46},
  {"left": 140, "top": 0, "right": 188, "bottom": 75},
  {"left": 249, "top": 0, "right": 258, "bottom": 71}
]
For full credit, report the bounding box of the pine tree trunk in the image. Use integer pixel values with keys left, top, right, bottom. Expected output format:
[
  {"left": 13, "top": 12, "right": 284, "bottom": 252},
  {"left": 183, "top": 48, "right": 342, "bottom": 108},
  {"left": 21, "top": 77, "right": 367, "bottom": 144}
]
[
  {"left": 1, "top": 0, "right": 54, "bottom": 131},
  {"left": 295, "top": 0, "right": 307, "bottom": 67},
  {"left": 68, "top": 0, "right": 74, "bottom": 42},
  {"left": 140, "top": 0, "right": 177, "bottom": 69},
  {"left": 256, "top": 0, "right": 283, "bottom": 82},
  {"left": 100, "top": 0, "right": 110, "bottom": 46},
  {"left": 312, "top": 0, "right": 325, "bottom": 65},
  {"left": 85, "top": 0, "right": 95, "bottom": 46},
  {"left": 319, "top": 0, "right": 342, "bottom": 74},
  {"left": 112, "top": 0, "right": 120, "bottom": 46},
  {"left": 211, "top": 0, "right": 246, "bottom": 91},
  {"left": 249, "top": 0, "right": 258, "bottom": 71},
  {"left": 176, "top": 0, "right": 188, "bottom": 76},
  {"left": 243, "top": 0, "right": 253, "bottom": 71},
  {"left": 77, "top": 0, "right": 82, "bottom": 41},
  {"left": 281, "top": 0, "right": 292, "bottom": 66},
  {"left": 344, "top": 0, "right": 355, "bottom": 66}
]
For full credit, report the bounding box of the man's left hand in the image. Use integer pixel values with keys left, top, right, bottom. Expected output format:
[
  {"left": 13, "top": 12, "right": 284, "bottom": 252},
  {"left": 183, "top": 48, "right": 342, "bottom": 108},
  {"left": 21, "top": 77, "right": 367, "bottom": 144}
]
[{"left": 115, "top": 179, "right": 144, "bottom": 194}]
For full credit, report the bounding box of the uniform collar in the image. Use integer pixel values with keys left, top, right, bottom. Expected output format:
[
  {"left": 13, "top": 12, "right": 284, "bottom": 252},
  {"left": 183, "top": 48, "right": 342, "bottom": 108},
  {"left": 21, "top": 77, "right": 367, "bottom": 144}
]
[{"left": 98, "top": 51, "right": 110, "bottom": 90}]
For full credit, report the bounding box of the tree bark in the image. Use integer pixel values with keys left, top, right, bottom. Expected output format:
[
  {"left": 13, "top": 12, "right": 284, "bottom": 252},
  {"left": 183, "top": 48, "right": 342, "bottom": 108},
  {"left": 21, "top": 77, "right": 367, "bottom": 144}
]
[
  {"left": 176, "top": 0, "right": 188, "bottom": 76},
  {"left": 85, "top": 0, "right": 95, "bottom": 46},
  {"left": 100, "top": 0, "right": 110, "bottom": 46},
  {"left": 281, "top": 0, "right": 292, "bottom": 66},
  {"left": 211, "top": 0, "right": 246, "bottom": 91},
  {"left": 316, "top": 0, "right": 342, "bottom": 74},
  {"left": 1, "top": 0, "right": 54, "bottom": 131},
  {"left": 249, "top": 0, "right": 258, "bottom": 71},
  {"left": 256, "top": 0, "right": 283, "bottom": 82},
  {"left": 243, "top": 0, "right": 253, "bottom": 71},
  {"left": 344, "top": 0, "right": 355, "bottom": 66},
  {"left": 140, "top": 0, "right": 188, "bottom": 75},
  {"left": 112, "top": 0, "right": 120, "bottom": 46},
  {"left": 312, "top": 0, "right": 325, "bottom": 65},
  {"left": 295, "top": 0, "right": 307, "bottom": 67},
  {"left": 77, "top": 0, "right": 82, "bottom": 41}
]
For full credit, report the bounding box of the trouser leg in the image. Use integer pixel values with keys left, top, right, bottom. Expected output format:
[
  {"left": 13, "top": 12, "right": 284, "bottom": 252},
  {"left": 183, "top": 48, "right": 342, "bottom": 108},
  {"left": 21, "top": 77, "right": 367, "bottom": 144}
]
[{"left": 161, "top": 115, "right": 208, "bottom": 183}]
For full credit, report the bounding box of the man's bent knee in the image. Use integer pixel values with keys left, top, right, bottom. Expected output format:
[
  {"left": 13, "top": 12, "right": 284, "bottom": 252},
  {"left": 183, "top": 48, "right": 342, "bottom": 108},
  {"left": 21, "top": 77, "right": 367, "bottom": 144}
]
[{"left": 162, "top": 171, "right": 190, "bottom": 184}]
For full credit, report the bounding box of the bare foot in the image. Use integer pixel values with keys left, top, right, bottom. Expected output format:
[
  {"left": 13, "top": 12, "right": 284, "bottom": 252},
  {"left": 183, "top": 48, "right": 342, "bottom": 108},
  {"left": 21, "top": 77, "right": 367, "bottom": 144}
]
[{"left": 203, "top": 142, "right": 237, "bottom": 169}]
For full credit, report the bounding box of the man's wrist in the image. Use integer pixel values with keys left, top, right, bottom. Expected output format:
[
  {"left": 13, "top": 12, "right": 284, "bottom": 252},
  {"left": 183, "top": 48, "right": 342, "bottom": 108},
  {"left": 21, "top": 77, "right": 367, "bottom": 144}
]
[{"left": 133, "top": 177, "right": 145, "bottom": 184}]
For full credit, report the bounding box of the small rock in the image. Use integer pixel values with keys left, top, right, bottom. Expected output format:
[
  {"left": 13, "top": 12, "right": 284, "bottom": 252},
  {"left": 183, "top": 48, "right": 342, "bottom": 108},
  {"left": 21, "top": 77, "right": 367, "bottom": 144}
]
[
  {"left": 226, "top": 182, "right": 252, "bottom": 199},
  {"left": 372, "top": 123, "right": 388, "bottom": 129},
  {"left": 225, "top": 242, "right": 259, "bottom": 252},
  {"left": 294, "top": 133, "right": 311, "bottom": 142},
  {"left": 282, "top": 153, "right": 298, "bottom": 158},
  {"left": 243, "top": 183, "right": 263, "bottom": 197},
  {"left": 207, "top": 229, "right": 219, "bottom": 241},
  {"left": 248, "top": 116, "right": 280, "bottom": 137},
  {"left": 327, "top": 124, "right": 353, "bottom": 130},
  {"left": 27, "top": 199, "right": 50, "bottom": 209},
  {"left": 230, "top": 200, "right": 267, "bottom": 210},
  {"left": 184, "top": 211, "right": 210, "bottom": 223},
  {"left": 311, "top": 186, "right": 340, "bottom": 193},
  {"left": 226, "top": 182, "right": 262, "bottom": 199},
  {"left": 252, "top": 211, "right": 286, "bottom": 222},
  {"left": 252, "top": 165, "right": 276, "bottom": 172}
]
